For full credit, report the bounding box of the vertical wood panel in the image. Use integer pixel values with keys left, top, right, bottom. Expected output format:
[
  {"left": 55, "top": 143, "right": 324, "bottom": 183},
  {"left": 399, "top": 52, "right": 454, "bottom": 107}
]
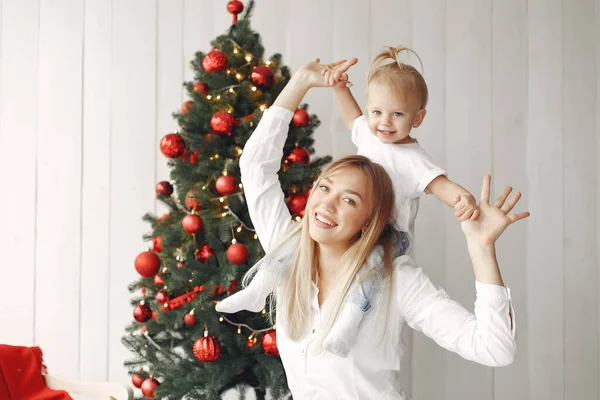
[
  {"left": 109, "top": 0, "right": 156, "bottom": 381},
  {"left": 563, "top": 0, "right": 599, "bottom": 398},
  {"left": 182, "top": 0, "right": 213, "bottom": 84},
  {"left": 491, "top": 1, "right": 530, "bottom": 399},
  {"left": 444, "top": 1, "right": 494, "bottom": 399},
  {"left": 79, "top": 0, "right": 112, "bottom": 381},
  {"left": 411, "top": 1, "right": 448, "bottom": 399},
  {"left": 156, "top": 0, "right": 183, "bottom": 215},
  {"left": 331, "top": 0, "right": 370, "bottom": 159},
  {"left": 36, "top": 0, "right": 84, "bottom": 378},
  {"left": 0, "top": 0, "right": 40, "bottom": 346},
  {"left": 527, "top": 0, "right": 565, "bottom": 398},
  {"left": 285, "top": 0, "right": 334, "bottom": 159}
]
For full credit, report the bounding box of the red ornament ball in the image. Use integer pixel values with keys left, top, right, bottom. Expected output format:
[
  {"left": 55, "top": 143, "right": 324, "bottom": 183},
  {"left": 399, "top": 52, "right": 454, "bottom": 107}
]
[
  {"left": 152, "top": 236, "right": 163, "bottom": 253},
  {"left": 131, "top": 373, "right": 144, "bottom": 389},
  {"left": 285, "top": 147, "right": 310, "bottom": 166},
  {"left": 184, "top": 313, "right": 196, "bottom": 326},
  {"left": 193, "top": 82, "right": 208, "bottom": 96},
  {"left": 185, "top": 189, "right": 202, "bottom": 211},
  {"left": 261, "top": 330, "right": 279, "bottom": 356},
  {"left": 202, "top": 49, "right": 228, "bottom": 73},
  {"left": 292, "top": 109, "right": 310, "bottom": 127},
  {"left": 141, "top": 377, "right": 160, "bottom": 399},
  {"left": 227, "top": 0, "right": 244, "bottom": 15},
  {"left": 160, "top": 133, "right": 186, "bottom": 158},
  {"left": 133, "top": 303, "right": 152, "bottom": 323},
  {"left": 193, "top": 335, "right": 222, "bottom": 362},
  {"left": 196, "top": 244, "right": 215, "bottom": 263},
  {"left": 210, "top": 111, "right": 236, "bottom": 135},
  {"left": 181, "top": 100, "right": 194, "bottom": 114},
  {"left": 177, "top": 261, "right": 185, "bottom": 269},
  {"left": 135, "top": 251, "right": 161, "bottom": 278},
  {"left": 182, "top": 214, "right": 203, "bottom": 234},
  {"left": 153, "top": 274, "right": 164, "bottom": 286},
  {"left": 250, "top": 66, "right": 275, "bottom": 88},
  {"left": 155, "top": 181, "right": 173, "bottom": 196},
  {"left": 227, "top": 242, "right": 249, "bottom": 264},
  {"left": 155, "top": 290, "right": 169, "bottom": 304},
  {"left": 215, "top": 175, "right": 237, "bottom": 195},
  {"left": 288, "top": 193, "right": 308, "bottom": 215}
]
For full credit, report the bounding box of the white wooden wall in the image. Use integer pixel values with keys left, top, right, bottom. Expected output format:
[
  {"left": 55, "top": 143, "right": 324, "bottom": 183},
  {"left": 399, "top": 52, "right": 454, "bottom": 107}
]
[{"left": 0, "top": 1, "right": 598, "bottom": 399}]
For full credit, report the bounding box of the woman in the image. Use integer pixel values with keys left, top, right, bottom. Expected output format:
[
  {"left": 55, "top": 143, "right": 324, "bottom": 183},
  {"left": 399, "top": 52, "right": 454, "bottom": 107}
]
[{"left": 237, "top": 60, "right": 529, "bottom": 400}]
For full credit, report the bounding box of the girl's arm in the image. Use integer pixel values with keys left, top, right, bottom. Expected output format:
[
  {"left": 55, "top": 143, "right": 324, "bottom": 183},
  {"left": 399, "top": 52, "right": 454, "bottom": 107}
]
[
  {"left": 427, "top": 175, "right": 480, "bottom": 222},
  {"left": 333, "top": 87, "right": 362, "bottom": 130}
]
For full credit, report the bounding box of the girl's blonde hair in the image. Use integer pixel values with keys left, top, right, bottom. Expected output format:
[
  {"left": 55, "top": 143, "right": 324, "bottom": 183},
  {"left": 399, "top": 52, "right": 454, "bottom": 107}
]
[
  {"left": 367, "top": 46, "right": 428, "bottom": 109},
  {"left": 264, "top": 155, "right": 397, "bottom": 349}
]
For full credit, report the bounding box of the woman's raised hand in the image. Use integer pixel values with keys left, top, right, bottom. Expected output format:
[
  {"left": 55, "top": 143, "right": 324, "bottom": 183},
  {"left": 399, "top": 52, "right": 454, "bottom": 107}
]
[
  {"left": 460, "top": 174, "right": 530, "bottom": 246},
  {"left": 295, "top": 58, "right": 357, "bottom": 89}
]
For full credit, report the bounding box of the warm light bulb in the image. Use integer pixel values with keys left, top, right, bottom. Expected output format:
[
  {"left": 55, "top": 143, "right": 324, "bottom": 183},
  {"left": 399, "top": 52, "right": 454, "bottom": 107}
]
[
  {"left": 236, "top": 226, "right": 242, "bottom": 233},
  {"left": 235, "top": 73, "right": 242, "bottom": 80},
  {"left": 206, "top": 95, "right": 212, "bottom": 100},
  {"left": 233, "top": 48, "right": 239, "bottom": 54},
  {"left": 219, "top": 316, "right": 224, "bottom": 322},
  {"left": 266, "top": 60, "right": 272, "bottom": 65},
  {"left": 245, "top": 55, "right": 252, "bottom": 62},
  {"left": 259, "top": 105, "right": 266, "bottom": 111},
  {"left": 229, "top": 88, "right": 234, "bottom": 93},
  {"left": 219, "top": 197, "right": 225, "bottom": 203},
  {"left": 216, "top": 95, "right": 221, "bottom": 100},
  {"left": 237, "top": 149, "right": 243, "bottom": 155},
  {"left": 251, "top": 86, "right": 257, "bottom": 92}
]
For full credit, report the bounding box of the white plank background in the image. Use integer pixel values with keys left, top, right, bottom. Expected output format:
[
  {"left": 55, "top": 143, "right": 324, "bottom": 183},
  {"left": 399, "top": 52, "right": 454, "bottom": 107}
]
[{"left": 0, "top": 1, "right": 598, "bottom": 399}]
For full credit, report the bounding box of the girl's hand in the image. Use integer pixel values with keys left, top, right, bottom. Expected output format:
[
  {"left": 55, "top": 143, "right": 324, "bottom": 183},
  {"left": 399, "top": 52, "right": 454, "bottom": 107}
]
[
  {"left": 460, "top": 175, "right": 530, "bottom": 246},
  {"left": 295, "top": 58, "right": 357, "bottom": 89},
  {"left": 453, "top": 193, "right": 480, "bottom": 222}
]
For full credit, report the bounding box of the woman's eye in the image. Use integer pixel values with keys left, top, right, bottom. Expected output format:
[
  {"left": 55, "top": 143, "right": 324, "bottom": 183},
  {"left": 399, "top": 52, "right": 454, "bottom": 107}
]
[{"left": 319, "top": 185, "right": 329, "bottom": 192}]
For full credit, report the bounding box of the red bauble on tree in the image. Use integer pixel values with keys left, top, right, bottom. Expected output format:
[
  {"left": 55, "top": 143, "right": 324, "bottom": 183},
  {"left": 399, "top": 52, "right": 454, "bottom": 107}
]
[
  {"left": 202, "top": 49, "right": 228, "bottom": 73},
  {"left": 181, "top": 100, "right": 194, "bottom": 114},
  {"left": 184, "top": 313, "right": 196, "bottom": 326},
  {"left": 141, "top": 378, "right": 160, "bottom": 399},
  {"left": 185, "top": 189, "right": 202, "bottom": 211},
  {"left": 227, "top": 242, "right": 249, "bottom": 264},
  {"left": 153, "top": 274, "right": 164, "bottom": 286},
  {"left": 193, "top": 333, "right": 222, "bottom": 362},
  {"left": 261, "top": 330, "right": 279, "bottom": 356},
  {"left": 152, "top": 236, "right": 163, "bottom": 253},
  {"left": 196, "top": 244, "right": 215, "bottom": 263},
  {"left": 227, "top": 0, "right": 244, "bottom": 24},
  {"left": 182, "top": 214, "right": 203, "bottom": 234},
  {"left": 288, "top": 193, "right": 308, "bottom": 215},
  {"left": 193, "top": 82, "right": 208, "bottom": 96},
  {"left": 215, "top": 175, "right": 236, "bottom": 195},
  {"left": 133, "top": 303, "right": 152, "bottom": 323},
  {"left": 135, "top": 251, "right": 161, "bottom": 278},
  {"left": 292, "top": 109, "right": 310, "bottom": 127},
  {"left": 155, "top": 290, "right": 169, "bottom": 304},
  {"left": 131, "top": 373, "right": 144, "bottom": 389},
  {"left": 250, "top": 66, "right": 274, "bottom": 88},
  {"left": 155, "top": 181, "right": 173, "bottom": 196},
  {"left": 160, "top": 133, "right": 186, "bottom": 158},
  {"left": 285, "top": 147, "right": 310, "bottom": 166},
  {"left": 210, "top": 111, "right": 236, "bottom": 135}
]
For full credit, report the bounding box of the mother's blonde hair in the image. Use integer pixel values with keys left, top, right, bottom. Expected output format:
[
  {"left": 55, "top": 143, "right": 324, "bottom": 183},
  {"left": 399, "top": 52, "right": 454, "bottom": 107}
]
[{"left": 265, "top": 155, "right": 397, "bottom": 348}]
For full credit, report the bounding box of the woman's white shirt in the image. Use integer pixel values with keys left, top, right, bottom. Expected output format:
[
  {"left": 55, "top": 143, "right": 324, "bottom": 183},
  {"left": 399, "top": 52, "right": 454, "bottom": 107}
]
[{"left": 239, "top": 106, "right": 516, "bottom": 400}]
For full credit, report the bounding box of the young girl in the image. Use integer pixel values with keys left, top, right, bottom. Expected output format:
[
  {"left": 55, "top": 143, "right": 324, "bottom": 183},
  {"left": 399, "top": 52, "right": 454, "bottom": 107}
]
[
  {"left": 217, "top": 48, "right": 479, "bottom": 357},
  {"left": 221, "top": 58, "right": 525, "bottom": 399}
]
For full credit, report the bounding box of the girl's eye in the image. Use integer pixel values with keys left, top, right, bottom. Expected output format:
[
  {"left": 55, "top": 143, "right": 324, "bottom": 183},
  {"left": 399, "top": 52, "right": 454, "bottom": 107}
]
[
  {"left": 372, "top": 110, "right": 381, "bottom": 116},
  {"left": 344, "top": 198, "right": 356, "bottom": 205},
  {"left": 393, "top": 112, "right": 403, "bottom": 117}
]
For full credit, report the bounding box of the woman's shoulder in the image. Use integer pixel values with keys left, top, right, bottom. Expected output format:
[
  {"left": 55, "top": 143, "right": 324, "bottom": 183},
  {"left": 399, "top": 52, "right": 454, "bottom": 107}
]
[{"left": 391, "top": 255, "right": 427, "bottom": 286}]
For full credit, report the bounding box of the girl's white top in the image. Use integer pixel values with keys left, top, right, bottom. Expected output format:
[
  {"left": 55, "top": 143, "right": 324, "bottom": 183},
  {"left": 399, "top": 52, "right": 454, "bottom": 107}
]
[
  {"left": 351, "top": 115, "right": 446, "bottom": 242},
  {"left": 240, "top": 106, "right": 516, "bottom": 400}
]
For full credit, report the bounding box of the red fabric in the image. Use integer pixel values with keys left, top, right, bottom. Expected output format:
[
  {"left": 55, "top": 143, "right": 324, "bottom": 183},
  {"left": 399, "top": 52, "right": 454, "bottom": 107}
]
[{"left": 0, "top": 345, "right": 72, "bottom": 400}]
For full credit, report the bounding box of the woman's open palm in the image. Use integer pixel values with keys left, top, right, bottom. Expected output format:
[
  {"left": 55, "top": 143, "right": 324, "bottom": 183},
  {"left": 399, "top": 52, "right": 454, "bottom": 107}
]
[{"left": 460, "top": 175, "right": 530, "bottom": 245}]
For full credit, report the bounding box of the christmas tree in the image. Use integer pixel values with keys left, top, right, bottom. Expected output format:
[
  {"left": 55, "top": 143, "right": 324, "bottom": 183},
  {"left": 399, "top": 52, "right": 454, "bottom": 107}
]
[{"left": 121, "top": 2, "right": 331, "bottom": 399}]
